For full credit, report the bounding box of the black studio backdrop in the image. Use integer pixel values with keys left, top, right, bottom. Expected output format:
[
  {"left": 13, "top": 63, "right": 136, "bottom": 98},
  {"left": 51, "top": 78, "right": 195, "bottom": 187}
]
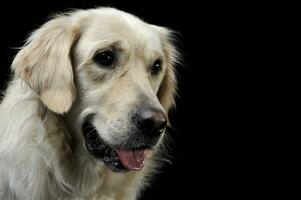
[{"left": 0, "top": 1, "right": 264, "bottom": 199}]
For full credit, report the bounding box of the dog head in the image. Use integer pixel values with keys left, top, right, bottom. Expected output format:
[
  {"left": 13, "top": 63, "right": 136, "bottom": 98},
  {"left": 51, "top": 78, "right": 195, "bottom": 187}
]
[{"left": 12, "top": 8, "right": 179, "bottom": 172}]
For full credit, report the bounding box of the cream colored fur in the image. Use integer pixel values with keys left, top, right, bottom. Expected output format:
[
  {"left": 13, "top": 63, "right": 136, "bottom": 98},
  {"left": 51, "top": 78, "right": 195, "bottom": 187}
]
[{"left": 0, "top": 8, "right": 178, "bottom": 200}]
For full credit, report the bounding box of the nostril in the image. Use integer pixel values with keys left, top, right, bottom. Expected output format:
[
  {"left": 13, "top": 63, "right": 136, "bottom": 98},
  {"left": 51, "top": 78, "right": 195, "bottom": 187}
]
[
  {"left": 135, "top": 108, "right": 167, "bottom": 137},
  {"left": 158, "top": 119, "right": 167, "bottom": 134},
  {"left": 139, "top": 117, "right": 156, "bottom": 132}
]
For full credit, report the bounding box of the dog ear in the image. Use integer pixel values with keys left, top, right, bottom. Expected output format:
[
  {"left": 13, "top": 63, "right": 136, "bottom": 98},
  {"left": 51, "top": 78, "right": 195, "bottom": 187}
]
[
  {"left": 157, "top": 31, "right": 180, "bottom": 123},
  {"left": 12, "top": 15, "right": 80, "bottom": 114}
]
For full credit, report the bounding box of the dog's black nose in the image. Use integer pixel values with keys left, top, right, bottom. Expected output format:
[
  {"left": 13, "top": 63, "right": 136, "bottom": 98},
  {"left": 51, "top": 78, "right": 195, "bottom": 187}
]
[{"left": 135, "top": 108, "right": 167, "bottom": 137}]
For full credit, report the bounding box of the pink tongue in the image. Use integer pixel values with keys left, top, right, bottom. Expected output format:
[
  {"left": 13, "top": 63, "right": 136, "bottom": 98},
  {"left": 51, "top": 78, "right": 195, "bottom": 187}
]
[{"left": 116, "top": 149, "right": 147, "bottom": 171}]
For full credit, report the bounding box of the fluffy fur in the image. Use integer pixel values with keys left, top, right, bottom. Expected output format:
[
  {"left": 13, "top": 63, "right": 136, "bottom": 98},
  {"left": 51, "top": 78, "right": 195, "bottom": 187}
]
[{"left": 0, "top": 7, "right": 178, "bottom": 200}]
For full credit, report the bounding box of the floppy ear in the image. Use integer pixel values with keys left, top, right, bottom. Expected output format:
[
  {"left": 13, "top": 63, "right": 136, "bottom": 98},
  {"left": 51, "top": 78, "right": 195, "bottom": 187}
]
[
  {"left": 157, "top": 32, "right": 179, "bottom": 123},
  {"left": 12, "top": 15, "right": 80, "bottom": 114}
]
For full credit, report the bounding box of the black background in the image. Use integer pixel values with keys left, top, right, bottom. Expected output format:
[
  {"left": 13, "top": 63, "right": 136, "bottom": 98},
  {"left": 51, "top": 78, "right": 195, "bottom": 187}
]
[{"left": 0, "top": 1, "right": 262, "bottom": 199}]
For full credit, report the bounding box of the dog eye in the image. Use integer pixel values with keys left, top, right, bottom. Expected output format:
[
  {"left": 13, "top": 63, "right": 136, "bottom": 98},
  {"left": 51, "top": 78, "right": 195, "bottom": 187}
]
[
  {"left": 94, "top": 51, "right": 115, "bottom": 67},
  {"left": 151, "top": 59, "right": 162, "bottom": 75}
]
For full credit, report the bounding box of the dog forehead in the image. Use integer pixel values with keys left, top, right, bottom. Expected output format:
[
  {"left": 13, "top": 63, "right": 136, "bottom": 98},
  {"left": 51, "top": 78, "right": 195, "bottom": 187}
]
[{"left": 81, "top": 9, "right": 163, "bottom": 52}]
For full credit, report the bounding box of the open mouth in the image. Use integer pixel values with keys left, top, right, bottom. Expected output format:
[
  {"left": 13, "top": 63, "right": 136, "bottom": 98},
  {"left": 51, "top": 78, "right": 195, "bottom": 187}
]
[{"left": 82, "top": 120, "right": 149, "bottom": 172}]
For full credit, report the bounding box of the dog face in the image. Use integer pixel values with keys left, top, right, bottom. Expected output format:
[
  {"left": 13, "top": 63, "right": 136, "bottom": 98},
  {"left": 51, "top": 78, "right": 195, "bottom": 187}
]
[{"left": 12, "top": 8, "right": 178, "bottom": 172}]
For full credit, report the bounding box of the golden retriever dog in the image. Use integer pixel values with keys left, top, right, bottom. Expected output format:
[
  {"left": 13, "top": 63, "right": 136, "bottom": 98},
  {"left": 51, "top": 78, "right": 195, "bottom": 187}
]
[{"left": 0, "top": 7, "right": 178, "bottom": 200}]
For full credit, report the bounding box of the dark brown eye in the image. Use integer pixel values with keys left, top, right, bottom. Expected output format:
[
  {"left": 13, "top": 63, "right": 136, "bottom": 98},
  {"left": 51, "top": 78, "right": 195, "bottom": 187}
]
[
  {"left": 151, "top": 59, "right": 162, "bottom": 75},
  {"left": 94, "top": 51, "right": 115, "bottom": 67}
]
